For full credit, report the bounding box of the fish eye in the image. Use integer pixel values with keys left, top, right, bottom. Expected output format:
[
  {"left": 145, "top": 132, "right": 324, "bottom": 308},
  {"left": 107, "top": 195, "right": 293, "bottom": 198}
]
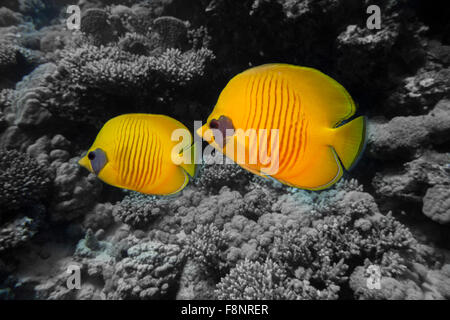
[
  {"left": 209, "top": 119, "right": 219, "bottom": 129},
  {"left": 88, "top": 148, "right": 107, "bottom": 175}
]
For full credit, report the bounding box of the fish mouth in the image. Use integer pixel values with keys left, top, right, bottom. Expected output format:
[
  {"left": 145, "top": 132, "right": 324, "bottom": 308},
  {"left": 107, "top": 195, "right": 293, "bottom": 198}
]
[{"left": 78, "top": 155, "right": 90, "bottom": 170}]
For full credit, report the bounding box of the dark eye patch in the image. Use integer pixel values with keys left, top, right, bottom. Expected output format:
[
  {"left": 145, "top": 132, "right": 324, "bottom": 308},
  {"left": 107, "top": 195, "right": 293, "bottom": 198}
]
[
  {"left": 210, "top": 116, "right": 235, "bottom": 148},
  {"left": 209, "top": 119, "right": 219, "bottom": 129},
  {"left": 89, "top": 148, "right": 107, "bottom": 175}
]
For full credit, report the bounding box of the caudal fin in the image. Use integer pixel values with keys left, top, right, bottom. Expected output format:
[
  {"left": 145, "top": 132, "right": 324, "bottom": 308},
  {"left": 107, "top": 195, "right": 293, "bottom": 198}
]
[{"left": 332, "top": 116, "right": 366, "bottom": 170}]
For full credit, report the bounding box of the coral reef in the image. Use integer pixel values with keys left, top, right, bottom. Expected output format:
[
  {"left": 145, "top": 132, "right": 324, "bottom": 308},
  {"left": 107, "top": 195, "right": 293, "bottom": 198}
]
[
  {"left": 0, "top": 0, "right": 449, "bottom": 302},
  {"left": 0, "top": 149, "right": 52, "bottom": 212},
  {"left": 49, "top": 159, "right": 102, "bottom": 222},
  {"left": 105, "top": 240, "right": 184, "bottom": 299},
  {"left": 0, "top": 216, "right": 38, "bottom": 253},
  {"left": 113, "top": 192, "right": 167, "bottom": 229}
]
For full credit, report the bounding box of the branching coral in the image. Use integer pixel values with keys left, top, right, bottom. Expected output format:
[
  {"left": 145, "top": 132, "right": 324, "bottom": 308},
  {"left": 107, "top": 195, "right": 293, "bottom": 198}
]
[
  {"left": 215, "top": 185, "right": 418, "bottom": 299},
  {"left": 216, "top": 258, "right": 325, "bottom": 300},
  {"left": 185, "top": 224, "right": 230, "bottom": 277},
  {"left": 40, "top": 44, "right": 214, "bottom": 125}
]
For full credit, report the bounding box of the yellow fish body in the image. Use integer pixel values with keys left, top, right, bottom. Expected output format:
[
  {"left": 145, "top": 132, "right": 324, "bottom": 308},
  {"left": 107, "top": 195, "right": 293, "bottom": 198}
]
[
  {"left": 197, "top": 64, "right": 366, "bottom": 191},
  {"left": 79, "top": 114, "right": 196, "bottom": 195}
]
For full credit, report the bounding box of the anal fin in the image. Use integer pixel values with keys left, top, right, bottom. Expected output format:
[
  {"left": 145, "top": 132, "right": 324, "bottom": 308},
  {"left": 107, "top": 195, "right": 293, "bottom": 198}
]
[{"left": 278, "top": 147, "right": 343, "bottom": 191}]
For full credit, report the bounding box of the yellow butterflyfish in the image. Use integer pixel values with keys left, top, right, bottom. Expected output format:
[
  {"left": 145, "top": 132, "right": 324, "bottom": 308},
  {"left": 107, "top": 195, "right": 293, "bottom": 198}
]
[
  {"left": 79, "top": 114, "right": 196, "bottom": 195},
  {"left": 197, "top": 64, "right": 366, "bottom": 191}
]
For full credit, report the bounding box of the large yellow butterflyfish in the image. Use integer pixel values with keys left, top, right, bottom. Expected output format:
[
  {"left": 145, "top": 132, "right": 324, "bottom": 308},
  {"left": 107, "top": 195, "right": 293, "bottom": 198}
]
[
  {"left": 79, "top": 114, "right": 196, "bottom": 195},
  {"left": 197, "top": 64, "right": 366, "bottom": 191}
]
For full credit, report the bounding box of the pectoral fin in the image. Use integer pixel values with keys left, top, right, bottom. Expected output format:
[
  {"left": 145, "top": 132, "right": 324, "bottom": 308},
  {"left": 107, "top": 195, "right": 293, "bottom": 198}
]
[{"left": 178, "top": 143, "right": 198, "bottom": 177}]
